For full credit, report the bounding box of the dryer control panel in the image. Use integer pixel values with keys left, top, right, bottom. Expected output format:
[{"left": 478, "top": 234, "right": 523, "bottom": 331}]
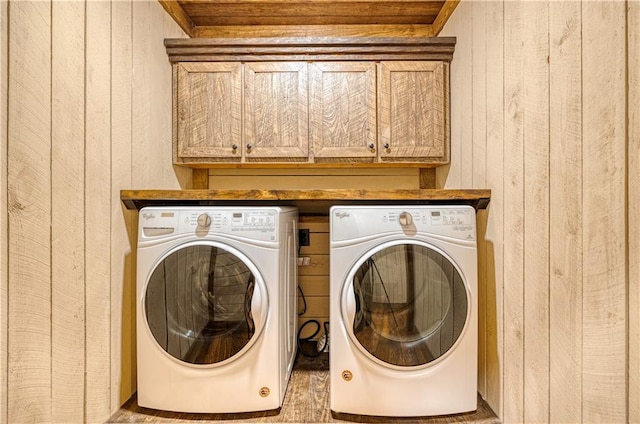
[{"left": 331, "top": 205, "right": 476, "bottom": 242}]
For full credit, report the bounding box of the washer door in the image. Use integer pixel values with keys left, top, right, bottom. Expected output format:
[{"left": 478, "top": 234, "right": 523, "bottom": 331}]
[
  {"left": 342, "top": 240, "right": 469, "bottom": 368},
  {"left": 144, "top": 241, "right": 267, "bottom": 366}
]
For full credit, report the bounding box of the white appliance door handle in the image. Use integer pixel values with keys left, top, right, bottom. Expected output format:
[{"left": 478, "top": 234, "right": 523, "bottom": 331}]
[
  {"left": 343, "top": 282, "right": 356, "bottom": 329},
  {"left": 251, "top": 283, "right": 263, "bottom": 328}
]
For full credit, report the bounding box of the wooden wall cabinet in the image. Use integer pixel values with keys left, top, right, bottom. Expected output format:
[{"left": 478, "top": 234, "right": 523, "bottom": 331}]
[
  {"left": 244, "top": 62, "right": 309, "bottom": 162},
  {"left": 176, "top": 62, "right": 242, "bottom": 161},
  {"left": 167, "top": 38, "right": 455, "bottom": 167},
  {"left": 379, "top": 61, "right": 448, "bottom": 163},
  {"left": 310, "top": 62, "right": 377, "bottom": 161}
]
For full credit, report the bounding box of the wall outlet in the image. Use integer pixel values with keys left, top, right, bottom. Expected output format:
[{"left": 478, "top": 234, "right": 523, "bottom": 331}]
[{"left": 298, "top": 229, "right": 310, "bottom": 246}]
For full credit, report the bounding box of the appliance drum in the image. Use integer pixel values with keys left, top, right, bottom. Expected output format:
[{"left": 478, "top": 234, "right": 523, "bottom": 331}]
[
  {"left": 144, "top": 242, "right": 264, "bottom": 366},
  {"left": 345, "top": 241, "right": 469, "bottom": 368}
]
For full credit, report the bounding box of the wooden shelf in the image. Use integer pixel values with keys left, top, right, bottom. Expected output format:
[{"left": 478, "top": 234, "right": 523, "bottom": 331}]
[{"left": 120, "top": 189, "right": 490, "bottom": 214}]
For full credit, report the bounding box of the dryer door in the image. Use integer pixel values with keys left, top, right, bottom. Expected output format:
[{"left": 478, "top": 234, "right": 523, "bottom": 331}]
[
  {"left": 342, "top": 240, "right": 468, "bottom": 368},
  {"left": 143, "top": 242, "right": 268, "bottom": 365}
]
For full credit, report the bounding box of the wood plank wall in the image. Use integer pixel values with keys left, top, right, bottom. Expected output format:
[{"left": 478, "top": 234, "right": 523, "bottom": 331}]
[
  {"left": 1, "top": 1, "right": 187, "bottom": 422},
  {"left": 629, "top": 3, "right": 640, "bottom": 422},
  {"left": 297, "top": 217, "right": 330, "bottom": 339},
  {"left": 440, "top": 1, "right": 638, "bottom": 422},
  {"left": 0, "top": 2, "right": 7, "bottom": 423}
]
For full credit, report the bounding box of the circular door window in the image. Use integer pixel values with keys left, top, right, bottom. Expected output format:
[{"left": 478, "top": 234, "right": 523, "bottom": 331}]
[
  {"left": 144, "top": 242, "right": 267, "bottom": 365},
  {"left": 343, "top": 241, "right": 468, "bottom": 368}
]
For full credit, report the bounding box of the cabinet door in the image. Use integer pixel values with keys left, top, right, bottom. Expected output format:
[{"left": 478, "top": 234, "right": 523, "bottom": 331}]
[
  {"left": 244, "top": 62, "right": 308, "bottom": 160},
  {"left": 310, "top": 62, "right": 377, "bottom": 159},
  {"left": 176, "top": 62, "right": 242, "bottom": 160},
  {"left": 378, "top": 61, "right": 447, "bottom": 162}
]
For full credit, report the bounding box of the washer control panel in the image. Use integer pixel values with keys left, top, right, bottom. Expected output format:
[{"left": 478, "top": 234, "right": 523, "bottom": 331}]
[
  {"left": 139, "top": 207, "right": 279, "bottom": 242},
  {"left": 180, "top": 210, "right": 277, "bottom": 240}
]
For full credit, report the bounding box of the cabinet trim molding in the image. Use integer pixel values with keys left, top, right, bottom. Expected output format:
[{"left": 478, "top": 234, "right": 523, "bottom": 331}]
[{"left": 165, "top": 37, "right": 457, "bottom": 63}]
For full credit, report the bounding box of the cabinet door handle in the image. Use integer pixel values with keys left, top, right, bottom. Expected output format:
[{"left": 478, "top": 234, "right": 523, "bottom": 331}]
[
  {"left": 368, "top": 143, "right": 375, "bottom": 150},
  {"left": 246, "top": 144, "right": 252, "bottom": 151},
  {"left": 232, "top": 144, "right": 238, "bottom": 151},
  {"left": 383, "top": 143, "right": 390, "bottom": 149}
]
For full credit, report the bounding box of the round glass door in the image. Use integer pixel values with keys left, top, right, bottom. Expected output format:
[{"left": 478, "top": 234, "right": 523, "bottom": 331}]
[
  {"left": 343, "top": 241, "right": 468, "bottom": 368},
  {"left": 144, "top": 242, "right": 266, "bottom": 365}
]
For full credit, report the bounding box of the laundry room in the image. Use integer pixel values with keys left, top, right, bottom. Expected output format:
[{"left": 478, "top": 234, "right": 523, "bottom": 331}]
[{"left": 1, "top": 1, "right": 638, "bottom": 423}]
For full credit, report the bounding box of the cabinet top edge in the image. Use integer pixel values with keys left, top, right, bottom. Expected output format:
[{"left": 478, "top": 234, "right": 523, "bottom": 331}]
[
  {"left": 165, "top": 36, "right": 456, "bottom": 62},
  {"left": 165, "top": 36, "right": 457, "bottom": 47}
]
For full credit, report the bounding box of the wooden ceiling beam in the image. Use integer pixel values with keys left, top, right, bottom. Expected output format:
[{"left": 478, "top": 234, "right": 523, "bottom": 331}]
[
  {"left": 430, "top": 0, "right": 459, "bottom": 35},
  {"left": 158, "top": 0, "right": 457, "bottom": 39},
  {"left": 158, "top": 0, "right": 196, "bottom": 37},
  {"left": 193, "top": 24, "right": 436, "bottom": 38}
]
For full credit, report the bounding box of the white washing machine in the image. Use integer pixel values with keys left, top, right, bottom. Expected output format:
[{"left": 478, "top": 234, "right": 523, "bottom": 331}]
[
  {"left": 136, "top": 206, "right": 298, "bottom": 413},
  {"left": 330, "top": 205, "right": 477, "bottom": 417}
]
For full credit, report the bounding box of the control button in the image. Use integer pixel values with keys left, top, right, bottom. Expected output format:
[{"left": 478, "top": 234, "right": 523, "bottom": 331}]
[
  {"left": 399, "top": 212, "right": 413, "bottom": 227},
  {"left": 197, "top": 213, "right": 211, "bottom": 228}
]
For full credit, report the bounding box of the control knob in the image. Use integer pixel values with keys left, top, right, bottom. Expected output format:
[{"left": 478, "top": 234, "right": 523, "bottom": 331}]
[
  {"left": 399, "top": 211, "right": 413, "bottom": 227},
  {"left": 197, "top": 213, "right": 212, "bottom": 228}
]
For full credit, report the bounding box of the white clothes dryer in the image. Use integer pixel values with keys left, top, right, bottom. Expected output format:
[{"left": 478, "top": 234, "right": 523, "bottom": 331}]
[
  {"left": 330, "top": 205, "right": 477, "bottom": 417},
  {"left": 136, "top": 206, "right": 298, "bottom": 413}
]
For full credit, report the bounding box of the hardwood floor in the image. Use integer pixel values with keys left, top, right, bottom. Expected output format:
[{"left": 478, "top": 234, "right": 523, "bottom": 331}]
[{"left": 108, "top": 351, "right": 499, "bottom": 423}]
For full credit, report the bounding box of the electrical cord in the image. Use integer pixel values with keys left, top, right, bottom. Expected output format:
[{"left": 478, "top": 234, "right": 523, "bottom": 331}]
[
  {"left": 297, "top": 319, "right": 329, "bottom": 357},
  {"left": 297, "top": 285, "right": 307, "bottom": 316},
  {"left": 296, "top": 283, "right": 328, "bottom": 357}
]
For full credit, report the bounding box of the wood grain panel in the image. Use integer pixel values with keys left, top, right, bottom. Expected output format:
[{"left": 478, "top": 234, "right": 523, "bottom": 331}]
[
  {"left": 298, "top": 275, "right": 329, "bottom": 298},
  {"left": 549, "top": 2, "right": 583, "bottom": 422},
  {"left": 85, "top": 1, "right": 113, "bottom": 420},
  {"left": 502, "top": 1, "right": 525, "bottom": 421},
  {"left": 0, "top": 2, "right": 7, "bottom": 423},
  {"left": 379, "top": 61, "right": 447, "bottom": 162},
  {"left": 298, "top": 255, "right": 329, "bottom": 276},
  {"left": 582, "top": 1, "right": 627, "bottom": 421},
  {"left": 120, "top": 189, "right": 492, "bottom": 213},
  {"left": 629, "top": 2, "right": 640, "bottom": 422},
  {"left": 189, "top": 15, "right": 442, "bottom": 27},
  {"left": 522, "top": 2, "right": 550, "bottom": 422},
  {"left": 456, "top": 3, "right": 472, "bottom": 191},
  {"left": 51, "top": 1, "right": 85, "bottom": 421},
  {"left": 194, "top": 24, "right": 436, "bottom": 38},
  {"left": 209, "top": 168, "right": 420, "bottom": 190},
  {"left": 244, "top": 62, "right": 308, "bottom": 160},
  {"left": 176, "top": 62, "right": 242, "bottom": 159},
  {"left": 482, "top": 1, "right": 504, "bottom": 416},
  {"left": 310, "top": 62, "right": 376, "bottom": 159},
  {"left": 300, "top": 233, "right": 329, "bottom": 256},
  {"left": 181, "top": 2, "right": 443, "bottom": 26},
  {"left": 111, "top": 0, "right": 135, "bottom": 409},
  {"left": 436, "top": 3, "right": 468, "bottom": 189},
  {"left": 298, "top": 297, "right": 330, "bottom": 318},
  {"left": 134, "top": 0, "right": 181, "bottom": 189},
  {"left": 7, "top": 2, "right": 52, "bottom": 422}
]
